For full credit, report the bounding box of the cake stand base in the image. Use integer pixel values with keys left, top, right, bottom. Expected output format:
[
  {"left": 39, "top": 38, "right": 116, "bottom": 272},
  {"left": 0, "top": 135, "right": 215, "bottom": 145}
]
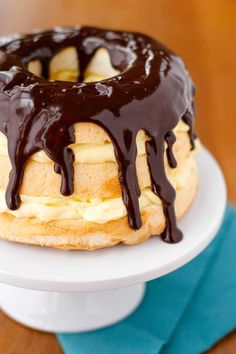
[{"left": 0, "top": 283, "right": 145, "bottom": 333}]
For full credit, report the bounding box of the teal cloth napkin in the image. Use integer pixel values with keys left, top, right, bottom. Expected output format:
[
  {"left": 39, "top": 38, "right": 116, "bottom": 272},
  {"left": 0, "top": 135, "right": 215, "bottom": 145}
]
[{"left": 57, "top": 205, "right": 236, "bottom": 354}]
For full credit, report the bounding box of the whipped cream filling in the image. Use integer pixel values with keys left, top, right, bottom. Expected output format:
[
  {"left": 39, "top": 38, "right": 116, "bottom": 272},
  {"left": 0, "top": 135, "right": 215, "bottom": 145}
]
[
  {"left": 0, "top": 154, "right": 196, "bottom": 223},
  {"left": 0, "top": 120, "right": 189, "bottom": 164}
]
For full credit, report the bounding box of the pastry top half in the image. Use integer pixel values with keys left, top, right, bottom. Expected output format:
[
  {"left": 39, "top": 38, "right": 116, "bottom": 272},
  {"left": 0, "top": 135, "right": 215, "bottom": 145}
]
[{"left": 0, "top": 26, "right": 197, "bottom": 248}]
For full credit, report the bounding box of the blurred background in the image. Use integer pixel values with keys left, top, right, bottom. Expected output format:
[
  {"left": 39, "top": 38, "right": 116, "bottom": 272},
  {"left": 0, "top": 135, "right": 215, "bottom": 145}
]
[{"left": 0, "top": 0, "right": 235, "bottom": 353}]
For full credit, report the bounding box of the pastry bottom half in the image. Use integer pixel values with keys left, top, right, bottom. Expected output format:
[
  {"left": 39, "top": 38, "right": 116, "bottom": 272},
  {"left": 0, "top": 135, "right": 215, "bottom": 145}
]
[{"left": 0, "top": 164, "right": 198, "bottom": 250}]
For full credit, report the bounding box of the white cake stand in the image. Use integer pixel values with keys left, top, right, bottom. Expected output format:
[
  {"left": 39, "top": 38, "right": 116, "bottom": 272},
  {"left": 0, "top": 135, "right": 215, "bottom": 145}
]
[{"left": 0, "top": 148, "right": 226, "bottom": 333}]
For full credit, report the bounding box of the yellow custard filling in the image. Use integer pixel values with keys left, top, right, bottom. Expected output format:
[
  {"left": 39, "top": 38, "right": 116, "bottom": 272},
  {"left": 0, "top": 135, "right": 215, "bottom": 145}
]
[
  {"left": 0, "top": 120, "right": 189, "bottom": 164},
  {"left": 0, "top": 154, "right": 196, "bottom": 223}
]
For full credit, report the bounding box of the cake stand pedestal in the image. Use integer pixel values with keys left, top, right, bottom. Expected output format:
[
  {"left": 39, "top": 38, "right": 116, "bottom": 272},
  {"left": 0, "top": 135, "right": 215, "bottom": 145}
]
[{"left": 0, "top": 149, "right": 226, "bottom": 333}]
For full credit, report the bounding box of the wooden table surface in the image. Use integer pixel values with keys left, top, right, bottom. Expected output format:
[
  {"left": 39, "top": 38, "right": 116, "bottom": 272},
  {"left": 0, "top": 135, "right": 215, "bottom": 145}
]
[{"left": 0, "top": 1, "right": 235, "bottom": 353}]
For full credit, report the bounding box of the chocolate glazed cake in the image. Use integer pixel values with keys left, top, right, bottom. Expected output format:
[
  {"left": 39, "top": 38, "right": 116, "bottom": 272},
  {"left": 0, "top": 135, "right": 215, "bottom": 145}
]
[{"left": 0, "top": 26, "right": 198, "bottom": 250}]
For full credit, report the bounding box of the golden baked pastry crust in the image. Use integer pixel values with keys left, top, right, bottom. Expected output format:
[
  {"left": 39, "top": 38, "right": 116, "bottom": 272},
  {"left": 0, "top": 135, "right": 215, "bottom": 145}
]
[
  {"left": 0, "top": 130, "right": 191, "bottom": 199},
  {"left": 0, "top": 162, "right": 198, "bottom": 250}
]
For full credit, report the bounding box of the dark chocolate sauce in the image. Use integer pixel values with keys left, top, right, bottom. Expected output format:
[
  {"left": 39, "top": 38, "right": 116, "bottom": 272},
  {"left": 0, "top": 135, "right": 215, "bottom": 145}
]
[{"left": 0, "top": 26, "right": 195, "bottom": 243}]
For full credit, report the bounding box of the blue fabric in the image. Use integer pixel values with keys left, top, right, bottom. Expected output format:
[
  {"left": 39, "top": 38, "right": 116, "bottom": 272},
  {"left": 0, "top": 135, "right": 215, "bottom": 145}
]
[{"left": 57, "top": 205, "right": 236, "bottom": 354}]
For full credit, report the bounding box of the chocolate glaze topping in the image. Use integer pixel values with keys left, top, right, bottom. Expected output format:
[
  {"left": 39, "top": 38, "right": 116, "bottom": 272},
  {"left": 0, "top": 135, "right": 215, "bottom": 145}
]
[{"left": 0, "top": 26, "right": 195, "bottom": 243}]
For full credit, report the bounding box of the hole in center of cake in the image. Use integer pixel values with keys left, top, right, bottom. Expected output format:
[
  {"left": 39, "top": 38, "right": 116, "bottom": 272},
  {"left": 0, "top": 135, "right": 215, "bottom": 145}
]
[{"left": 27, "top": 47, "right": 120, "bottom": 83}]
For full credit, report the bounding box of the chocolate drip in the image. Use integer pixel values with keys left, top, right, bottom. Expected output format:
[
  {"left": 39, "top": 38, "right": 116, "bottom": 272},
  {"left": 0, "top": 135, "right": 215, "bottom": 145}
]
[
  {"left": 0, "top": 26, "right": 196, "bottom": 243},
  {"left": 146, "top": 135, "right": 182, "bottom": 243},
  {"left": 183, "top": 110, "right": 196, "bottom": 150},
  {"left": 165, "top": 131, "right": 177, "bottom": 168}
]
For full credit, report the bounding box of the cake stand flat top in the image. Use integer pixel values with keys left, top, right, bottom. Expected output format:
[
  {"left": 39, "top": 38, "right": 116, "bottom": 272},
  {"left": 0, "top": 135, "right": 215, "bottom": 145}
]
[{"left": 0, "top": 148, "right": 226, "bottom": 292}]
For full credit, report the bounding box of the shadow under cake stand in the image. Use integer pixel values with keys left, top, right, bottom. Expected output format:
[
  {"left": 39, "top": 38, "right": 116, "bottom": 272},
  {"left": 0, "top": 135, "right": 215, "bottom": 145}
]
[{"left": 0, "top": 148, "right": 226, "bottom": 333}]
